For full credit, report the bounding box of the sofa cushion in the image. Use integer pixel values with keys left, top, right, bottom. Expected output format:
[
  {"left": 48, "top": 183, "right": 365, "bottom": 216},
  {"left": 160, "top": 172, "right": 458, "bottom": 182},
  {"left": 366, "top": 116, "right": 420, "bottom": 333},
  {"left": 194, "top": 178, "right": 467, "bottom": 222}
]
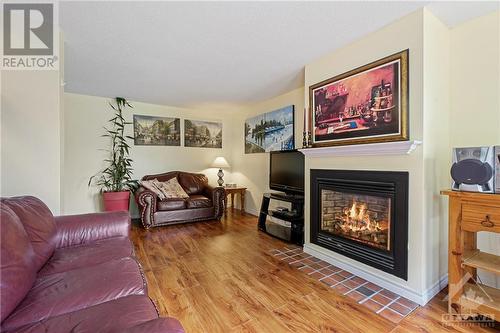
[
  {"left": 154, "top": 207, "right": 215, "bottom": 225},
  {"left": 0, "top": 205, "right": 37, "bottom": 323},
  {"left": 156, "top": 178, "right": 189, "bottom": 199},
  {"left": 140, "top": 179, "right": 166, "bottom": 200},
  {"left": 186, "top": 195, "right": 212, "bottom": 209},
  {"left": 157, "top": 199, "right": 187, "bottom": 211},
  {"left": 178, "top": 173, "right": 208, "bottom": 195},
  {"left": 1, "top": 257, "right": 146, "bottom": 331},
  {"left": 38, "top": 237, "right": 134, "bottom": 276},
  {"left": 5, "top": 295, "right": 161, "bottom": 333},
  {"left": 2, "top": 196, "right": 57, "bottom": 271}
]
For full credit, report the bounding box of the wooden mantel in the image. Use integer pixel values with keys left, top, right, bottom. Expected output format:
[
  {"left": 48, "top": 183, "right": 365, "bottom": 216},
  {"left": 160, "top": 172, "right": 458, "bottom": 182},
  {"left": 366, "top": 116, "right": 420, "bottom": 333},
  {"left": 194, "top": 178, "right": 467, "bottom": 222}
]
[{"left": 299, "top": 140, "right": 422, "bottom": 158}]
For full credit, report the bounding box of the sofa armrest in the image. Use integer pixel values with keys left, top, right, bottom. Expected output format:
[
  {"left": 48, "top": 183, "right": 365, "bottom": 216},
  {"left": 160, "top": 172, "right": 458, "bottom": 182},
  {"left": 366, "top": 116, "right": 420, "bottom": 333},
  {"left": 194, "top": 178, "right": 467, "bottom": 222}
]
[
  {"left": 55, "top": 211, "right": 130, "bottom": 248},
  {"left": 135, "top": 187, "right": 158, "bottom": 228},
  {"left": 204, "top": 185, "right": 225, "bottom": 219},
  {"left": 117, "top": 318, "right": 184, "bottom": 333}
]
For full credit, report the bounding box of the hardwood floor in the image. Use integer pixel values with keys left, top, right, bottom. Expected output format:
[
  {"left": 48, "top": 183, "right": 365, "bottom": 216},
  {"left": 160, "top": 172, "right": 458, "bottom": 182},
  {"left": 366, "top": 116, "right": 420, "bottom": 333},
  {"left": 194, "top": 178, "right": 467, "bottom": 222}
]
[{"left": 130, "top": 210, "right": 498, "bottom": 333}]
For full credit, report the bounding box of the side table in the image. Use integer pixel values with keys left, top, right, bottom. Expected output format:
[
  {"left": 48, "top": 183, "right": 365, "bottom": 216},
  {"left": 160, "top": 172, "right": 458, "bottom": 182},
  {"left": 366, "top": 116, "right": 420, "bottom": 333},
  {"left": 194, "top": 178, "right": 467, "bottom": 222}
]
[
  {"left": 224, "top": 187, "right": 247, "bottom": 214},
  {"left": 441, "top": 190, "right": 500, "bottom": 318}
]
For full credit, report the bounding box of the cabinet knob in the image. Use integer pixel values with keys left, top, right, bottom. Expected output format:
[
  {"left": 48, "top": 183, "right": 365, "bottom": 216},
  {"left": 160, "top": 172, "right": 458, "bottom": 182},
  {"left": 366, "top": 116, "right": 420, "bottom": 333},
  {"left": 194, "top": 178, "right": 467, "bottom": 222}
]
[{"left": 481, "top": 215, "right": 494, "bottom": 228}]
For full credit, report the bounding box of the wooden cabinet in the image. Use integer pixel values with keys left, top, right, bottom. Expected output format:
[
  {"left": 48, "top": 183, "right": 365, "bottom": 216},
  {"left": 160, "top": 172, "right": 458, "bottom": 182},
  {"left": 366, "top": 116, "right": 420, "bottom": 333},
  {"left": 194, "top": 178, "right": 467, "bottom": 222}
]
[{"left": 441, "top": 190, "right": 500, "bottom": 320}]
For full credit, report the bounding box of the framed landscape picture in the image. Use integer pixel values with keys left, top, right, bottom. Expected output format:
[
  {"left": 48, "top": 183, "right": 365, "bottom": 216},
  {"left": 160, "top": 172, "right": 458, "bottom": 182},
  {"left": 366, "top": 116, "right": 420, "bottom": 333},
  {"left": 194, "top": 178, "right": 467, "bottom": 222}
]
[
  {"left": 133, "top": 115, "right": 180, "bottom": 146},
  {"left": 184, "top": 120, "right": 222, "bottom": 148},
  {"left": 245, "top": 105, "right": 295, "bottom": 154},
  {"left": 309, "top": 50, "right": 408, "bottom": 147}
]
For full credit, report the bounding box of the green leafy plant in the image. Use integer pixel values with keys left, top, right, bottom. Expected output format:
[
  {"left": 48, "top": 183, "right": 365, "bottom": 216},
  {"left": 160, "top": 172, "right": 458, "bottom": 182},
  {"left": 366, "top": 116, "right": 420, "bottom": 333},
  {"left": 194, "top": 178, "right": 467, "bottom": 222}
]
[{"left": 89, "top": 97, "right": 138, "bottom": 192}]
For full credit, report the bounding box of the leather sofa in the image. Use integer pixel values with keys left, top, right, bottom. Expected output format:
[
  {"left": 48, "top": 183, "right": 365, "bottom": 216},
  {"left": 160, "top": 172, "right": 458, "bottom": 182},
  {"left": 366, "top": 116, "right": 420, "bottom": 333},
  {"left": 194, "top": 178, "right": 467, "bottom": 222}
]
[
  {"left": 135, "top": 171, "right": 225, "bottom": 228},
  {"left": 0, "top": 196, "right": 184, "bottom": 333}
]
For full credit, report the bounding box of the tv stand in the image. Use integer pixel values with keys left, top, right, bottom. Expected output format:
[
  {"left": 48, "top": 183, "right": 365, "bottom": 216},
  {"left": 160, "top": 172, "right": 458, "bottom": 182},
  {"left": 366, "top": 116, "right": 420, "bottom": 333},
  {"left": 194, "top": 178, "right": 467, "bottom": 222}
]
[
  {"left": 270, "top": 192, "right": 304, "bottom": 201},
  {"left": 258, "top": 192, "right": 304, "bottom": 245}
]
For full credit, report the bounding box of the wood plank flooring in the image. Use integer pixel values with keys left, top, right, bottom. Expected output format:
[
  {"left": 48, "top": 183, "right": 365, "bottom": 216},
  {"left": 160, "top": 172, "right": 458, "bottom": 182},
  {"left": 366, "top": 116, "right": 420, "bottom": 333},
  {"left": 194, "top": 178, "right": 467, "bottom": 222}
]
[{"left": 130, "top": 210, "right": 498, "bottom": 333}]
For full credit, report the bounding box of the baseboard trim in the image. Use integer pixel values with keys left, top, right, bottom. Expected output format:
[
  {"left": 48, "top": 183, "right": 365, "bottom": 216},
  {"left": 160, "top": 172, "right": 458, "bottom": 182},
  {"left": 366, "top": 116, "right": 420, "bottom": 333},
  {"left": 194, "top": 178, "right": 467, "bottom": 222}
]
[
  {"left": 223, "top": 207, "right": 259, "bottom": 217},
  {"left": 244, "top": 207, "right": 259, "bottom": 217},
  {"left": 303, "top": 243, "right": 446, "bottom": 306},
  {"left": 422, "top": 274, "right": 448, "bottom": 304}
]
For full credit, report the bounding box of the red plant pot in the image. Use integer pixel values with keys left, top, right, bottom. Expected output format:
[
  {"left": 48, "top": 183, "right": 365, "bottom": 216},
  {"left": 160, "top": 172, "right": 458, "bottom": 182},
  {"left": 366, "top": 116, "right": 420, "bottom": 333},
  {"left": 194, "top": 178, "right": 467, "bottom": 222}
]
[{"left": 102, "top": 191, "right": 130, "bottom": 212}]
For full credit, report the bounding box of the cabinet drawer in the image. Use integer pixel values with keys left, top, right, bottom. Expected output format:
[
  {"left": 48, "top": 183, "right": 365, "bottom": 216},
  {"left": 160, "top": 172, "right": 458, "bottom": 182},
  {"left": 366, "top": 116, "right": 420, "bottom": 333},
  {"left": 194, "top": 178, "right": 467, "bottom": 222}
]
[{"left": 461, "top": 203, "right": 500, "bottom": 233}]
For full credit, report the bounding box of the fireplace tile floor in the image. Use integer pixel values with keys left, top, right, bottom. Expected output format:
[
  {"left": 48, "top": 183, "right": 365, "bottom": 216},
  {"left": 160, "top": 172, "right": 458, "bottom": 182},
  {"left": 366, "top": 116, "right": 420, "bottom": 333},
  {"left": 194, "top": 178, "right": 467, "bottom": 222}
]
[{"left": 270, "top": 246, "right": 419, "bottom": 324}]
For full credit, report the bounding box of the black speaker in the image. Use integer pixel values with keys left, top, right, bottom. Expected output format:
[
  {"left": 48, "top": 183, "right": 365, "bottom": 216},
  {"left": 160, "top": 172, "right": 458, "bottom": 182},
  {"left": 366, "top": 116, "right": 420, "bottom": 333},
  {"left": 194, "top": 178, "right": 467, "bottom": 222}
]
[{"left": 451, "top": 146, "right": 498, "bottom": 193}]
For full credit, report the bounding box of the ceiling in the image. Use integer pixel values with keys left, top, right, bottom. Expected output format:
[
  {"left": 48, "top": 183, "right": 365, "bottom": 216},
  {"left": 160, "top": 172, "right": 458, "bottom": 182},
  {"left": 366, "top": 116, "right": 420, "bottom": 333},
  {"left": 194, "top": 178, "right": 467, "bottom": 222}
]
[{"left": 60, "top": 1, "right": 499, "bottom": 108}]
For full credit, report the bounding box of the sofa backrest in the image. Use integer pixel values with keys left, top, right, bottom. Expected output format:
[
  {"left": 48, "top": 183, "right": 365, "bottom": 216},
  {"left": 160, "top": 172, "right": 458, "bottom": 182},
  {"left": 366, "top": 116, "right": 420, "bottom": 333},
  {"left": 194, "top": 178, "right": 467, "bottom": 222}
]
[
  {"left": 0, "top": 204, "right": 37, "bottom": 322},
  {"left": 178, "top": 172, "right": 208, "bottom": 195},
  {"left": 2, "top": 196, "right": 57, "bottom": 271},
  {"left": 142, "top": 171, "right": 208, "bottom": 195},
  {"left": 142, "top": 171, "right": 178, "bottom": 183}
]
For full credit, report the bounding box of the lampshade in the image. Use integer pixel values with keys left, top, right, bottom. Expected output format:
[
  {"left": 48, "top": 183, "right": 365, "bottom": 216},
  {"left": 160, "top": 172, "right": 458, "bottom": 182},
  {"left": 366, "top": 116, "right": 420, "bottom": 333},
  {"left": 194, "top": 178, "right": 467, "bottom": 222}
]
[{"left": 211, "top": 156, "right": 230, "bottom": 169}]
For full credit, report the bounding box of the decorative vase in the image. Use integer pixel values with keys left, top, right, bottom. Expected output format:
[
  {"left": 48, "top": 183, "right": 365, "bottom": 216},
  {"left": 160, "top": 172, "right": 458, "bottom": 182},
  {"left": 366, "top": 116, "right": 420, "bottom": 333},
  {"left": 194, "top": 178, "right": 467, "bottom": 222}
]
[{"left": 102, "top": 191, "right": 130, "bottom": 212}]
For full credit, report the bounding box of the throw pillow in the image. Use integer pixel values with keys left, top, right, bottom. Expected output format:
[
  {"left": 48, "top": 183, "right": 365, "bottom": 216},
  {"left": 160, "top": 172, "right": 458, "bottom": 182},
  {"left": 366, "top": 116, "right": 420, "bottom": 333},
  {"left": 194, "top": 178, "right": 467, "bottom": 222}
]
[
  {"left": 155, "top": 178, "right": 189, "bottom": 199},
  {"left": 140, "top": 179, "right": 166, "bottom": 200}
]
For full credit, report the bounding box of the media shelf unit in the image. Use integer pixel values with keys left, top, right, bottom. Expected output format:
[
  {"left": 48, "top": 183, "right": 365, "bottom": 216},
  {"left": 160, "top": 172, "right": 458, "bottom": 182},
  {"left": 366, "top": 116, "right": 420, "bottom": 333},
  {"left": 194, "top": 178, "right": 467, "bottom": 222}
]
[
  {"left": 441, "top": 190, "right": 500, "bottom": 321},
  {"left": 258, "top": 192, "right": 304, "bottom": 245}
]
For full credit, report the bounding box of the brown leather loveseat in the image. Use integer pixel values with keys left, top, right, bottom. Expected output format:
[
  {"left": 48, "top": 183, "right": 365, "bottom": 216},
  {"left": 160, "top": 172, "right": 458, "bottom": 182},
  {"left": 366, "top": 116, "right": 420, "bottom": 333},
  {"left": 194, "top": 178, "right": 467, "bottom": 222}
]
[
  {"left": 135, "top": 171, "right": 225, "bottom": 228},
  {"left": 0, "top": 196, "right": 184, "bottom": 333}
]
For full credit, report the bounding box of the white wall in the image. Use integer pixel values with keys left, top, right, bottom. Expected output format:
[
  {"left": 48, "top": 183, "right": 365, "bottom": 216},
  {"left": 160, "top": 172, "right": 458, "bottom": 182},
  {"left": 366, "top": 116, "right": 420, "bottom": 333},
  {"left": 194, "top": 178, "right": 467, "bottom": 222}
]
[
  {"left": 63, "top": 93, "right": 234, "bottom": 216},
  {"left": 1, "top": 70, "right": 62, "bottom": 214},
  {"left": 449, "top": 11, "right": 500, "bottom": 288},
  {"left": 230, "top": 88, "right": 304, "bottom": 215},
  {"left": 450, "top": 11, "right": 500, "bottom": 147},
  {"left": 1, "top": 29, "right": 63, "bottom": 214},
  {"left": 422, "top": 8, "right": 451, "bottom": 295}
]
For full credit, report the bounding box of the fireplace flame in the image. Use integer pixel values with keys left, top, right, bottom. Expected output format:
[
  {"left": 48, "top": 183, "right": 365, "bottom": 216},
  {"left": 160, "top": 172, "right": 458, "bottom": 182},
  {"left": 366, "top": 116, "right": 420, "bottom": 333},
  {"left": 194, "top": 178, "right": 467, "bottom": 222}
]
[{"left": 341, "top": 201, "right": 382, "bottom": 233}]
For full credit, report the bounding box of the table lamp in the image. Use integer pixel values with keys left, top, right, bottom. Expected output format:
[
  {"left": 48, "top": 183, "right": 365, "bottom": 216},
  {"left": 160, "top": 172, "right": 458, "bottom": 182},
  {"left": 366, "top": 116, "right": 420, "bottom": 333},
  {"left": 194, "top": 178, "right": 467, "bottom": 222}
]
[{"left": 211, "top": 157, "right": 230, "bottom": 186}]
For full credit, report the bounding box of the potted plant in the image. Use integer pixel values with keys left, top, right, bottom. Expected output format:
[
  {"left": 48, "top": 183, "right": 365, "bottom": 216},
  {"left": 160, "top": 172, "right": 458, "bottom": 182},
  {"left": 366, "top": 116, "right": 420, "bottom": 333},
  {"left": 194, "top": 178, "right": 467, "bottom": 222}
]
[{"left": 89, "top": 97, "right": 138, "bottom": 211}]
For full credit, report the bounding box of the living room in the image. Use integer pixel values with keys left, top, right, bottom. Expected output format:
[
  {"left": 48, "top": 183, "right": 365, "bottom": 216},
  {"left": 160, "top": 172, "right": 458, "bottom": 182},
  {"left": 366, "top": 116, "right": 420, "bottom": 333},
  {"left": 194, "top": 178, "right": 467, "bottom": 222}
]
[{"left": 1, "top": 1, "right": 499, "bottom": 332}]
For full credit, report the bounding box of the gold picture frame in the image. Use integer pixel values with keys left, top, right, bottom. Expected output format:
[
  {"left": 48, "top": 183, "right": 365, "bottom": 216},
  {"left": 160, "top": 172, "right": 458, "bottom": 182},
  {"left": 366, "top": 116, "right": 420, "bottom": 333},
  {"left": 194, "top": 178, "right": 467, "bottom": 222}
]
[{"left": 309, "top": 49, "right": 409, "bottom": 147}]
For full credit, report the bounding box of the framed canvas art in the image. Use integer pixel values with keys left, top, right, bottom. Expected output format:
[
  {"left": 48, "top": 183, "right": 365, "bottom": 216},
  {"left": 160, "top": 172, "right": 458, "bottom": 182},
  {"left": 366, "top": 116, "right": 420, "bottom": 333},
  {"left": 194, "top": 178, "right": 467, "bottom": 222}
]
[
  {"left": 133, "top": 115, "right": 181, "bottom": 146},
  {"left": 245, "top": 105, "right": 295, "bottom": 154},
  {"left": 309, "top": 50, "right": 409, "bottom": 147},
  {"left": 184, "top": 120, "right": 222, "bottom": 148}
]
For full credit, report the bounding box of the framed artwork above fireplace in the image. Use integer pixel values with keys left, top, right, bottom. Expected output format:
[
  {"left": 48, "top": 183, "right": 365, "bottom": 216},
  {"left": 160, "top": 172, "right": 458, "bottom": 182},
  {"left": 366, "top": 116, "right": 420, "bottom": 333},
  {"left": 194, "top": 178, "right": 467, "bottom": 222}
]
[
  {"left": 308, "top": 50, "right": 409, "bottom": 147},
  {"left": 310, "top": 169, "right": 409, "bottom": 280}
]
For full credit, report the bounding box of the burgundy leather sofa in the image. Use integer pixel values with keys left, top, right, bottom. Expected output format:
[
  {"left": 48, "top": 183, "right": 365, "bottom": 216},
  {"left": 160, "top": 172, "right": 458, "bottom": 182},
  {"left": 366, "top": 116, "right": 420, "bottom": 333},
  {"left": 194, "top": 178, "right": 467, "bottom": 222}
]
[
  {"left": 0, "top": 196, "right": 184, "bottom": 333},
  {"left": 135, "top": 171, "right": 225, "bottom": 228}
]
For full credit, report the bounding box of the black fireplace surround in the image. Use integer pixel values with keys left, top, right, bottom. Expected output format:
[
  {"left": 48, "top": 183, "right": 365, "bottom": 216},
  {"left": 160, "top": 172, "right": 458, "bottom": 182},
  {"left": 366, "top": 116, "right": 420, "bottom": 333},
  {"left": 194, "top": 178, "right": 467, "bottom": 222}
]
[{"left": 310, "top": 169, "right": 409, "bottom": 280}]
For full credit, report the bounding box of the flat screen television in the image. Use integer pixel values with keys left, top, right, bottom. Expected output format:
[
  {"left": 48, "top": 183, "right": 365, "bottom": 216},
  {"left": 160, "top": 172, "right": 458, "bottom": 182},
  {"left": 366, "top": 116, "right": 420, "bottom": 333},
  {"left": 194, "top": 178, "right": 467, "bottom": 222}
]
[{"left": 269, "top": 150, "right": 305, "bottom": 194}]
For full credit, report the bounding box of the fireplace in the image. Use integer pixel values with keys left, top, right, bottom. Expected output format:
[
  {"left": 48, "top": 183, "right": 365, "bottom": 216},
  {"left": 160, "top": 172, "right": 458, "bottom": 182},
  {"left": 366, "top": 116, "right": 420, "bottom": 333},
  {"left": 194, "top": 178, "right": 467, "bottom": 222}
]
[{"left": 310, "top": 170, "right": 408, "bottom": 280}]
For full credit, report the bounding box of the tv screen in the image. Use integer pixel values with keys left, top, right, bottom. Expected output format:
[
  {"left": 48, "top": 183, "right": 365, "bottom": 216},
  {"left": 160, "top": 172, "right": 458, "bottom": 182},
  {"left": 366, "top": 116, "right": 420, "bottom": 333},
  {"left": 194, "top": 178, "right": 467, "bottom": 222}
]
[{"left": 270, "top": 150, "right": 305, "bottom": 194}]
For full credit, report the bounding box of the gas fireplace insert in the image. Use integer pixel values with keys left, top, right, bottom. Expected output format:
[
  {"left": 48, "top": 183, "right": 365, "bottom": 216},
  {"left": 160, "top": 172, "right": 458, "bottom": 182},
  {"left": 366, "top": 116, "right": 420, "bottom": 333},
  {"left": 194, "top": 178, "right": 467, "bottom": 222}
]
[{"left": 310, "top": 169, "right": 408, "bottom": 280}]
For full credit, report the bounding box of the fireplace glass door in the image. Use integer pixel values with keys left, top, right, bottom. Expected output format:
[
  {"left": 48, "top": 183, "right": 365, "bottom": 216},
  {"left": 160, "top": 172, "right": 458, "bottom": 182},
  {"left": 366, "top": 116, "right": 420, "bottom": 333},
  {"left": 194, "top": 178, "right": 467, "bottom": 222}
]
[{"left": 320, "top": 190, "right": 392, "bottom": 251}]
